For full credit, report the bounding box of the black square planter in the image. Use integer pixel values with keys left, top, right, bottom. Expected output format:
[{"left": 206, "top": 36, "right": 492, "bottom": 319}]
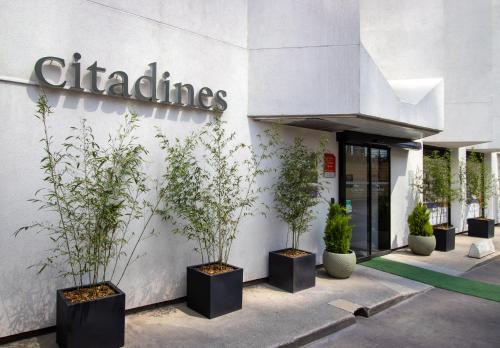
[
  {"left": 56, "top": 281, "right": 125, "bottom": 348},
  {"left": 187, "top": 263, "right": 243, "bottom": 319},
  {"left": 268, "top": 249, "right": 316, "bottom": 293},
  {"left": 467, "top": 218, "right": 495, "bottom": 238},
  {"left": 433, "top": 226, "right": 456, "bottom": 251}
]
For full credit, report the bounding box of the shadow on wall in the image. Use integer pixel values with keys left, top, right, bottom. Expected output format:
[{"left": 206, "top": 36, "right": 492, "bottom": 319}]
[
  {"left": 405, "top": 168, "right": 419, "bottom": 233},
  {"left": 123, "top": 267, "right": 183, "bottom": 311},
  {"left": 219, "top": 118, "right": 285, "bottom": 279},
  {"left": 463, "top": 202, "right": 481, "bottom": 231},
  {"left": 244, "top": 118, "right": 335, "bottom": 271},
  {"left": 118, "top": 218, "right": 197, "bottom": 309},
  {"left": 390, "top": 148, "right": 419, "bottom": 249},
  {"left": 0, "top": 264, "right": 66, "bottom": 338}
]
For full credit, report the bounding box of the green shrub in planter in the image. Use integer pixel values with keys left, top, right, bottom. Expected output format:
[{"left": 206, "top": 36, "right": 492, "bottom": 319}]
[
  {"left": 322, "top": 203, "right": 356, "bottom": 279},
  {"left": 466, "top": 151, "right": 496, "bottom": 219},
  {"left": 466, "top": 151, "right": 497, "bottom": 238},
  {"left": 323, "top": 203, "right": 352, "bottom": 254},
  {"left": 268, "top": 136, "right": 326, "bottom": 292},
  {"left": 407, "top": 203, "right": 433, "bottom": 237},
  {"left": 274, "top": 136, "right": 326, "bottom": 251},
  {"left": 407, "top": 203, "right": 435, "bottom": 256},
  {"left": 16, "top": 94, "right": 160, "bottom": 348},
  {"left": 157, "top": 112, "right": 277, "bottom": 315}
]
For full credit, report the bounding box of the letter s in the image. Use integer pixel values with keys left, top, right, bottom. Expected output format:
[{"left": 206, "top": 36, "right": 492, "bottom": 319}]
[{"left": 213, "top": 90, "right": 227, "bottom": 111}]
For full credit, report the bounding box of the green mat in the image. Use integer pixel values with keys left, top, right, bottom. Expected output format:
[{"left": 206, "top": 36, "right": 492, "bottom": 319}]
[{"left": 361, "top": 257, "right": 500, "bottom": 302}]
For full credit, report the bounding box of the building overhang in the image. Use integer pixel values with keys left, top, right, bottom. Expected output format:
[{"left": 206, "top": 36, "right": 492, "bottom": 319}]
[
  {"left": 248, "top": 45, "right": 444, "bottom": 142},
  {"left": 336, "top": 131, "right": 422, "bottom": 150},
  {"left": 423, "top": 140, "right": 491, "bottom": 149},
  {"left": 248, "top": 113, "right": 440, "bottom": 140}
]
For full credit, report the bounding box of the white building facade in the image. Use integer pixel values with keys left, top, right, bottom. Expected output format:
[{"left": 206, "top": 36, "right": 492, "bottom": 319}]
[{"left": 0, "top": 0, "right": 498, "bottom": 338}]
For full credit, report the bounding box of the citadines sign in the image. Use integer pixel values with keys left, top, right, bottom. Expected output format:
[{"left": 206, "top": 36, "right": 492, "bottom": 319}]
[{"left": 34, "top": 53, "right": 228, "bottom": 111}]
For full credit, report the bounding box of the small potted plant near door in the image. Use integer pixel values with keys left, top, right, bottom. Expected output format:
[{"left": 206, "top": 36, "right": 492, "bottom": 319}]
[
  {"left": 466, "top": 151, "right": 496, "bottom": 238},
  {"left": 323, "top": 203, "right": 355, "bottom": 279},
  {"left": 407, "top": 203, "right": 435, "bottom": 256},
  {"left": 157, "top": 112, "right": 275, "bottom": 318},
  {"left": 16, "top": 95, "right": 160, "bottom": 348},
  {"left": 422, "top": 151, "right": 461, "bottom": 251},
  {"left": 270, "top": 136, "right": 326, "bottom": 292}
]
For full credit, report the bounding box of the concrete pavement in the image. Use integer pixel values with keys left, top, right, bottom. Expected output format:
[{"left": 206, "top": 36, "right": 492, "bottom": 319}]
[
  {"left": 306, "top": 257, "right": 500, "bottom": 348},
  {"left": 382, "top": 229, "right": 500, "bottom": 276},
  {"left": 0, "top": 266, "right": 431, "bottom": 348},
  {"left": 2, "top": 228, "right": 498, "bottom": 347}
]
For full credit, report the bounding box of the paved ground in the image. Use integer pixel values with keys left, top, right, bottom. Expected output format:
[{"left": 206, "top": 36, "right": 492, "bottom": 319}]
[
  {"left": 2, "top": 229, "right": 498, "bottom": 347},
  {"left": 463, "top": 257, "right": 500, "bottom": 285},
  {"left": 306, "top": 257, "right": 500, "bottom": 348},
  {"left": 383, "top": 229, "right": 500, "bottom": 275},
  {"left": 0, "top": 266, "right": 430, "bottom": 348}
]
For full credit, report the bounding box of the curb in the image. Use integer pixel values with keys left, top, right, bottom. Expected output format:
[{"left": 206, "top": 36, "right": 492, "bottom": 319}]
[
  {"left": 278, "top": 316, "right": 356, "bottom": 348},
  {"left": 467, "top": 254, "right": 500, "bottom": 272},
  {"left": 278, "top": 291, "right": 426, "bottom": 347},
  {"left": 364, "top": 292, "right": 423, "bottom": 317}
]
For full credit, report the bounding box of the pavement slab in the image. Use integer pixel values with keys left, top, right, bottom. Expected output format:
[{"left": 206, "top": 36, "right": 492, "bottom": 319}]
[
  {"left": 3, "top": 228, "right": 496, "bottom": 348},
  {"left": 122, "top": 267, "right": 431, "bottom": 348},
  {"left": 13, "top": 231, "right": 500, "bottom": 348},
  {"left": 382, "top": 228, "right": 500, "bottom": 276},
  {"left": 0, "top": 266, "right": 431, "bottom": 348},
  {"left": 462, "top": 256, "right": 500, "bottom": 285},
  {"left": 306, "top": 259, "right": 500, "bottom": 348}
]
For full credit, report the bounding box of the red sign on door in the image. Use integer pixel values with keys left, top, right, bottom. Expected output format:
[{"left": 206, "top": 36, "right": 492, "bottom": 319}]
[{"left": 324, "top": 153, "right": 336, "bottom": 178}]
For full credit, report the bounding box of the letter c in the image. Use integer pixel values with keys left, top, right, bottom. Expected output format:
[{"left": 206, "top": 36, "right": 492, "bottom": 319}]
[{"left": 34, "top": 56, "right": 66, "bottom": 88}]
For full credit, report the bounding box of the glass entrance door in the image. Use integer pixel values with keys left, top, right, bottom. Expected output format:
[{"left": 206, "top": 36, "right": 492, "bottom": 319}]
[
  {"left": 344, "top": 145, "right": 370, "bottom": 257},
  {"left": 370, "top": 148, "right": 390, "bottom": 253},
  {"left": 342, "top": 144, "right": 390, "bottom": 258}
]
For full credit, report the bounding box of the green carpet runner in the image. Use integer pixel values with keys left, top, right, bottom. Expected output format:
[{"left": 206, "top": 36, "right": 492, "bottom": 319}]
[{"left": 361, "top": 257, "right": 500, "bottom": 302}]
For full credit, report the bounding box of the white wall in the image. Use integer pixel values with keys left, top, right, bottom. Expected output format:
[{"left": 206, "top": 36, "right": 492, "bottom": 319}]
[
  {"left": 360, "top": 47, "right": 444, "bottom": 131},
  {"left": 361, "top": 0, "right": 494, "bottom": 146},
  {"left": 360, "top": 0, "right": 500, "bottom": 235},
  {"left": 484, "top": 0, "right": 500, "bottom": 151},
  {"left": 248, "top": 0, "right": 443, "bottom": 134},
  {"left": 497, "top": 154, "right": 500, "bottom": 222},
  {"left": 247, "top": 0, "right": 360, "bottom": 49},
  {"left": 247, "top": 0, "right": 361, "bottom": 116},
  {"left": 485, "top": 152, "right": 499, "bottom": 222},
  {"left": 0, "top": 0, "right": 341, "bottom": 337},
  {"left": 390, "top": 146, "right": 423, "bottom": 248},
  {"left": 248, "top": 46, "right": 361, "bottom": 116},
  {"left": 450, "top": 148, "right": 467, "bottom": 232}
]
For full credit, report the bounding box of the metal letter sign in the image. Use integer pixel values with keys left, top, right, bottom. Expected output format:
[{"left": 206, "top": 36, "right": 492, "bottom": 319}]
[{"left": 33, "top": 53, "right": 228, "bottom": 111}]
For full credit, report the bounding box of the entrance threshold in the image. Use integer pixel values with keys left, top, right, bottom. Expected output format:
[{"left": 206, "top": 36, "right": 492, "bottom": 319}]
[{"left": 356, "top": 250, "right": 391, "bottom": 263}]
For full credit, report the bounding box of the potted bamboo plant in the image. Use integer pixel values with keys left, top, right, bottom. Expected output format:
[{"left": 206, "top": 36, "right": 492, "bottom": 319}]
[
  {"left": 269, "top": 137, "right": 326, "bottom": 293},
  {"left": 323, "top": 203, "right": 355, "bottom": 279},
  {"left": 407, "top": 203, "right": 435, "bottom": 256},
  {"left": 157, "top": 113, "right": 275, "bottom": 318},
  {"left": 16, "top": 95, "right": 160, "bottom": 348},
  {"left": 421, "top": 151, "right": 461, "bottom": 251},
  {"left": 466, "top": 151, "right": 496, "bottom": 238}
]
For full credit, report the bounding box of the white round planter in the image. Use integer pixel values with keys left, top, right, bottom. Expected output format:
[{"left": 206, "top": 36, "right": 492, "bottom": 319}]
[
  {"left": 408, "top": 234, "right": 436, "bottom": 256},
  {"left": 323, "top": 250, "right": 356, "bottom": 279}
]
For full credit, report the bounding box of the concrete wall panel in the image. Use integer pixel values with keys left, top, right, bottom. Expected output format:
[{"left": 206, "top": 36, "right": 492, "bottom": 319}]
[
  {"left": 361, "top": 0, "right": 494, "bottom": 147},
  {"left": 390, "top": 146, "right": 422, "bottom": 248},
  {"left": 248, "top": 0, "right": 360, "bottom": 48},
  {"left": 248, "top": 46, "right": 360, "bottom": 116}
]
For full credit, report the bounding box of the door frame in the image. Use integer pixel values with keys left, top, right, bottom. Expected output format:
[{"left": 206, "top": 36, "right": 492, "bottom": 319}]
[{"left": 338, "top": 140, "right": 392, "bottom": 261}]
